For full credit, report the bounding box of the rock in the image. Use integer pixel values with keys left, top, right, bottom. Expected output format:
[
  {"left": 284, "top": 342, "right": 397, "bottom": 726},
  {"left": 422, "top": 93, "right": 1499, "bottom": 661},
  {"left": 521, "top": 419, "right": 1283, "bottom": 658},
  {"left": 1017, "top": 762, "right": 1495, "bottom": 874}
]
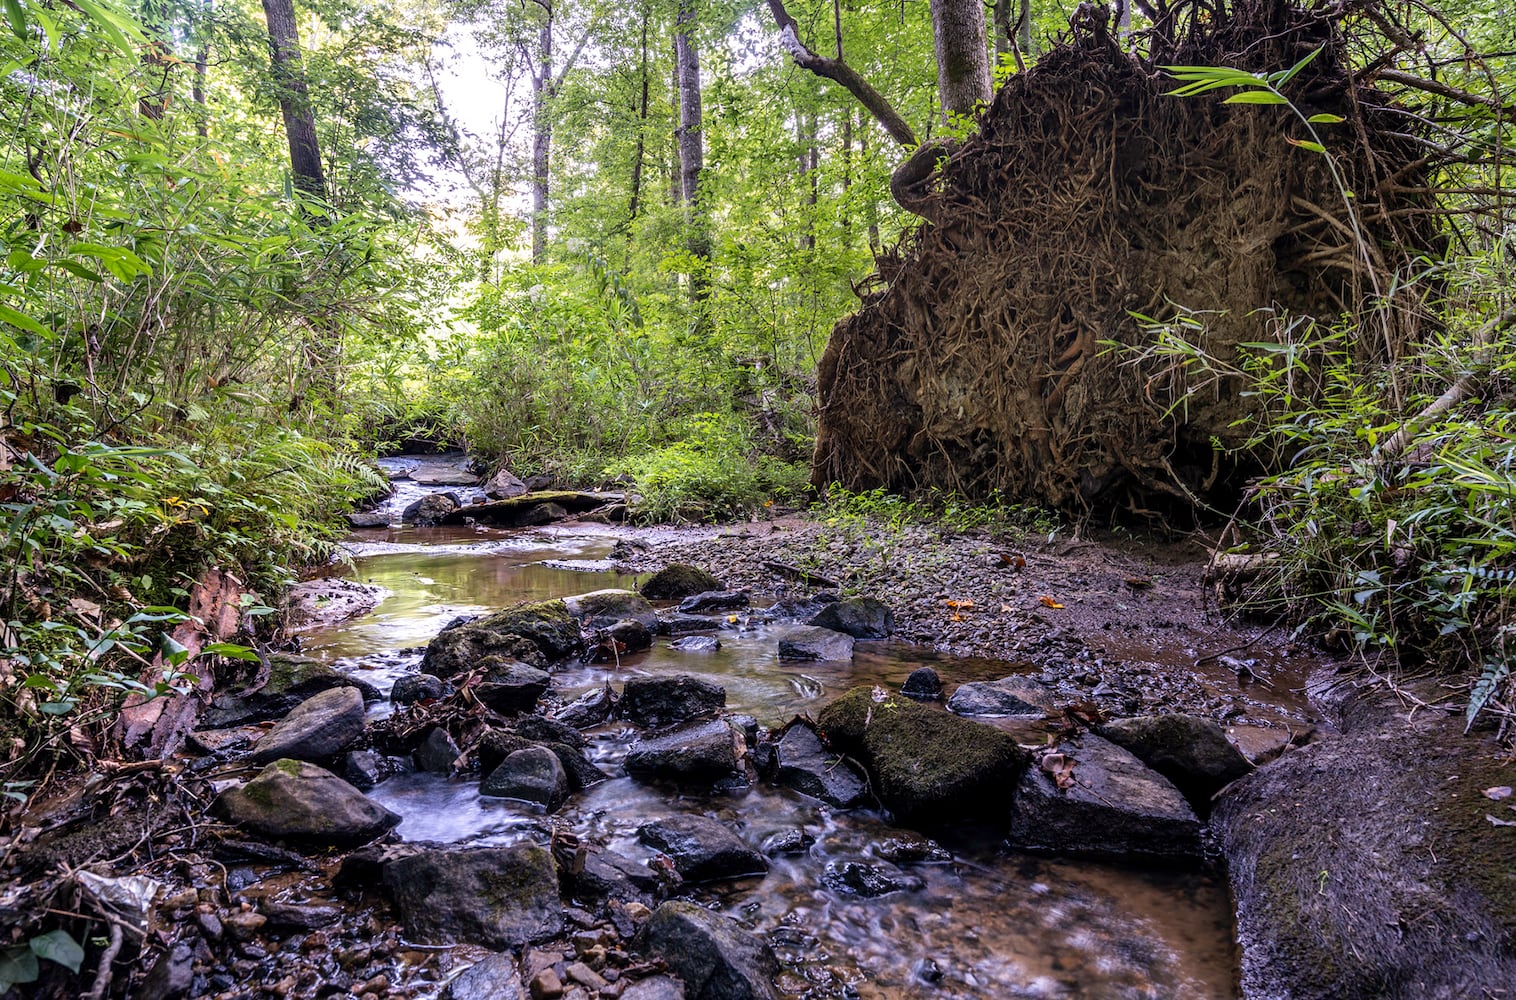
[
  {"left": 777, "top": 626, "right": 854, "bottom": 662},
  {"left": 772, "top": 722, "right": 870, "bottom": 808},
  {"left": 671, "top": 636, "right": 721, "bottom": 653},
  {"left": 139, "top": 941, "right": 194, "bottom": 1000},
  {"left": 638, "top": 815, "right": 767, "bottom": 884},
  {"left": 605, "top": 618, "right": 654, "bottom": 653},
  {"left": 554, "top": 686, "right": 614, "bottom": 728},
  {"left": 641, "top": 565, "right": 722, "bottom": 600},
  {"left": 382, "top": 845, "right": 564, "bottom": 948},
  {"left": 568, "top": 848, "right": 660, "bottom": 908},
  {"left": 621, "top": 675, "right": 727, "bottom": 729},
  {"left": 946, "top": 677, "right": 1050, "bottom": 718},
  {"left": 1214, "top": 724, "right": 1516, "bottom": 1000},
  {"left": 659, "top": 613, "right": 721, "bottom": 635},
  {"left": 391, "top": 673, "right": 446, "bottom": 705},
  {"left": 482, "top": 747, "right": 571, "bottom": 812},
  {"left": 816, "top": 686, "right": 1028, "bottom": 823},
  {"left": 806, "top": 597, "right": 894, "bottom": 639},
  {"left": 820, "top": 860, "right": 923, "bottom": 898},
  {"left": 284, "top": 579, "right": 387, "bottom": 632},
  {"left": 529, "top": 968, "right": 563, "bottom": 1000},
  {"left": 516, "top": 715, "right": 587, "bottom": 749},
  {"left": 204, "top": 653, "right": 380, "bottom": 727},
  {"left": 1097, "top": 713, "right": 1254, "bottom": 804},
  {"left": 258, "top": 901, "right": 342, "bottom": 929},
  {"left": 476, "top": 660, "right": 552, "bottom": 715},
  {"left": 403, "top": 493, "right": 460, "bottom": 526},
  {"left": 619, "top": 976, "right": 686, "bottom": 1000},
  {"left": 1007, "top": 734, "right": 1201, "bottom": 860},
  {"left": 899, "top": 667, "right": 943, "bottom": 701},
  {"left": 343, "top": 749, "right": 411, "bottom": 790},
  {"left": 346, "top": 511, "right": 390, "bottom": 529},
  {"left": 759, "top": 830, "right": 814, "bottom": 857},
  {"left": 546, "top": 742, "right": 610, "bottom": 792},
  {"left": 867, "top": 832, "right": 951, "bottom": 864},
  {"left": 249, "top": 686, "right": 365, "bottom": 765},
  {"left": 633, "top": 901, "right": 778, "bottom": 1000},
  {"left": 415, "top": 728, "right": 460, "bottom": 774},
  {"left": 444, "top": 953, "right": 523, "bottom": 1000},
  {"left": 624, "top": 720, "right": 740, "bottom": 786},
  {"left": 565, "top": 962, "right": 607, "bottom": 991},
  {"left": 565, "top": 589, "right": 658, "bottom": 630},
  {"left": 485, "top": 468, "right": 530, "bottom": 500},
  {"left": 520, "top": 502, "right": 569, "bottom": 525},
  {"left": 215, "top": 759, "right": 401, "bottom": 844},
  {"left": 421, "top": 599, "right": 581, "bottom": 677},
  {"left": 677, "top": 590, "right": 750, "bottom": 613}
]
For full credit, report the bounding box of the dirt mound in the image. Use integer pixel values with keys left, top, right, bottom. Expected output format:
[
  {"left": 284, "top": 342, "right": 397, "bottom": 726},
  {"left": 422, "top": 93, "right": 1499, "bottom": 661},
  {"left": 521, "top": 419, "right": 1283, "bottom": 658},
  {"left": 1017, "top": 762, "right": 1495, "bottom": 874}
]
[{"left": 813, "top": 0, "right": 1439, "bottom": 513}]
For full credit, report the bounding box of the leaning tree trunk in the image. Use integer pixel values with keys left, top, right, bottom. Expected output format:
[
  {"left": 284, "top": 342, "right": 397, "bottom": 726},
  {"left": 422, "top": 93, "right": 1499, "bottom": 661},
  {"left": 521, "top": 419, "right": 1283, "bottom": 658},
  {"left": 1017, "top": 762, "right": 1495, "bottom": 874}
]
[
  {"left": 674, "top": 0, "right": 709, "bottom": 300},
  {"left": 261, "top": 0, "right": 326, "bottom": 199}
]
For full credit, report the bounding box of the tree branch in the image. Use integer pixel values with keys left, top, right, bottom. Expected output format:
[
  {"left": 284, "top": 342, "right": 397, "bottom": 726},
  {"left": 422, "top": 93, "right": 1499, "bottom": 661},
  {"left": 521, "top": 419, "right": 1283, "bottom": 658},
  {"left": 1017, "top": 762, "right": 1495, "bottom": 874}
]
[
  {"left": 1371, "top": 68, "right": 1511, "bottom": 112},
  {"left": 765, "top": 0, "right": 917, "bottom": 148}
]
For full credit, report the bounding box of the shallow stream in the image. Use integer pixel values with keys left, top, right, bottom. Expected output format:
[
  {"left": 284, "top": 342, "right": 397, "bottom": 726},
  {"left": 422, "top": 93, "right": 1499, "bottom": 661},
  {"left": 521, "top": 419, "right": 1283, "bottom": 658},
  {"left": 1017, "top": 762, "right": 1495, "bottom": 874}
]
[{"left": 300, "top": 460, "right": 1240, "bottom": 999}]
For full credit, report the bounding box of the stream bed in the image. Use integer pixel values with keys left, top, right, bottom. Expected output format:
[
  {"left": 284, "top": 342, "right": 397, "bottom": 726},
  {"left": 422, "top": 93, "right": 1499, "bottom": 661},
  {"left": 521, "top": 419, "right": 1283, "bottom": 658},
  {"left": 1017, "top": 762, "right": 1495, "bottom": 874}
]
[{"left": 298, "top": 463, "right": 1242, "bottom": 999}]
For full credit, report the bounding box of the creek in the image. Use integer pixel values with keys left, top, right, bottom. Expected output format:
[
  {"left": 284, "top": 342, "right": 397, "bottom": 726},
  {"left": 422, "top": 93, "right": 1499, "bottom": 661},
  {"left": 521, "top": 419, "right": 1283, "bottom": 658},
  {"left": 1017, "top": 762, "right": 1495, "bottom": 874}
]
[{"left": 299, "top": 459, "right": 1241, "bottom": 999}]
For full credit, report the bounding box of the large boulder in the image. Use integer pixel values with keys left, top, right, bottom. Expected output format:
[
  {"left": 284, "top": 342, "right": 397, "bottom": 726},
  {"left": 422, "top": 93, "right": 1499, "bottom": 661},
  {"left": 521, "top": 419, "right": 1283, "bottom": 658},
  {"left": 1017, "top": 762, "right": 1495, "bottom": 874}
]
[
  {"left": 777, "top": 626, "right": 854, "bottom": 662},
  {"left": 946, "top": 677, "right": 1051, "bottom": 718},
  {"left": 474, "top": 660, "right": 552, "bottom": 715},
  {"left": 633, "top": 901, "right": 778, "bottom": 1000},
  {"left": 641, "top": 565, "right": 723, "bottom": 601},
  {"left": 621, "top": 675, "right": 727, "bottom": 729},
  {"left": 624, "top": 720, "right": 741, "bottom": 786},
  {"left": 249, "top": 686, "right": 365, "bottom": 765},
  {"left": 1097, "top": 713, "right": 1254, "bottom": 805},
  {"left": 382, "top": 845, "right": 564, "bottom": 949},
  {"left": 403, "top": 493, "right": 460, "bottom": 526},
  {"left": 421, "top": 599, "right": 581, "bottom": 676},
  {"left": 565, "top": 589, "right": 658, "bottom": 630},
  {"left": 806, "top": 598, "right": 894, "bottom": 639},
  {"left": 816, "top": 686, "right": 1027, "bottom": 823},
  {"left": 481, "top": 747, "right": 570, "bottom": 812},
  {"left": 1007, "top": 734, "right": 1201, "bottom": 861},
  {"left": 203, "top": 653, "right": 380, "bottom": 727},
  {"left": 215, "top": 759, "right": 400, "bottom": 844},
  {"left": 772, "top": 722, "right": 870, "bottom": 808},
  {"left": 637, "top": 816, "right": 768, "bottom": 883},
  {"left": 1215, "top": 726, "right": 1516, "bottom": 1000}
]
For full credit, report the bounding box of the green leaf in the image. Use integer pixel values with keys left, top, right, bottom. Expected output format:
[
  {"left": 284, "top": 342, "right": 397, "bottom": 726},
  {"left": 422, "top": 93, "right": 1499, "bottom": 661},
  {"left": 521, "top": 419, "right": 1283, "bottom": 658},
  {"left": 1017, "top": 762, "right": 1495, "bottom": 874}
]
[
  {"left": 0, "top": 946, "right": 39, "bottom": 991},
  {"left": 1307, "top": 113, "right": 1346, "bottom": 124},
  {"left": 1271, "top": 47, "right": 1323, "bottom": 88},
  {"left": 1286, "top": 137, "right": 1328, "bottom": 153},
  {"left": 1223, "top": 91, "right": 1289, "bottom": 105},
  {"left": 30, "top": 930, "right": 84, "bottom": 974},
  {"left": 2, "top": 0, "right": 27, "bottom": 42},
  {"left": 160, "top": 633, "right": 189, "bottom": 667},
  {"left": 37, "top": 700, "right": 76, "bottom": 715},
  {"left": 68, "top": 0, "right": 140, "bottom": 56},
  {"left": 0, "top": 302, "right": 51, "bottom": 338},
  {"left": 199, "top": 642, "right": 262, "bottom": 662}
]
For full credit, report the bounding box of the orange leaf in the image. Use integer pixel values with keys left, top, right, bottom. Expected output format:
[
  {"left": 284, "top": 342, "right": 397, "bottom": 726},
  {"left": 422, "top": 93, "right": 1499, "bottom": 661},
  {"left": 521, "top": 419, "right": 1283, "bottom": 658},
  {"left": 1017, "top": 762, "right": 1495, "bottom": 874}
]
[{"left": 1038, "top": 595, "right": 1064, "bottom": 609}]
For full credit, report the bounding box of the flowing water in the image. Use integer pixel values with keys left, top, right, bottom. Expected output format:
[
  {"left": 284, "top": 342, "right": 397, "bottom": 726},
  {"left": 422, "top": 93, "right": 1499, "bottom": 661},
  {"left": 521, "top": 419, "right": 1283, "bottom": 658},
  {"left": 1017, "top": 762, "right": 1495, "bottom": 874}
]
[{"left": 299, "top": 458, "right": 1240, "bottom": 999}]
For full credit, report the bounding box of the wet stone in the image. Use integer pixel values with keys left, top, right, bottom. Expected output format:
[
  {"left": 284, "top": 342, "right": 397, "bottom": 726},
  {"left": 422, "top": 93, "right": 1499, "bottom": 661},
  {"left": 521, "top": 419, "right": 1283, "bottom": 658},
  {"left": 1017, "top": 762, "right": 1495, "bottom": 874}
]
[
  {"left": 568, "top": 847, "right": 660, "bottom": 908},
  {"left": 776, "top": 626, "right": 854, "bottom": 662},
  {"left": 773, "top": 722, "right": 870, "bottom": 809},
  {"left": 482, "top": 746, "right": 570, "bottom": 812},
  {"left": 444, "top": 953, "right": 523, "bottom": 1000},
  {"left": 391, "top": 673, "right": 446, "bottom": 706},
  {"left": 476, "top": 661, "right": 552, "bottom": 715},
  {"left": 867, "top": 832, "right": 952, "bottom": 865},
  {"left": 403, "top": 493, "right": 460, "bottom": 526},
  {"left": 946, "top": 676, "right": 1053, "bottom": 718},
  {"left": 677, "top": 590, "right": 751, "bottom": 613},
  {"left": 624, "top": 720, "right": 739, "bottom": 786},
  {"left": 516, "top": 715, "right": 587, "bottom": 749},
  {"left": 670, "top": 635, "right": 721, "bottom": 653},
  {"left": 658, "top": 612, "right": 721, "bottom": 635},
  {"left": 415, "top": 727, "right": 460, "bottom": 774},
  {"left": 249, "top": 686, "right": 366, "bottom": 765},
  {"left": 619, "top": 975, "right": 687, "bottom": 1000},
  {"left": 620, "top": 675, "right": 726, "bottom": 729},
  {"left": 564, "top": 588, "right": 658, "bottom": 630},
  {"left": 821, "top": 860, "right": 924, "bottom": 898},
  {"left": 641, "top": 564, "right": 723, "bottom": 600},
  {"left": 553, "top": 686, "right": 614, "bottom": 729},
  {"left": 637, "top": 815, "right": 768, "bottom": 884},
  {"left": 899, "top": 667, "right": 943, "bottom": 701},
  {"left": 1098, "top": 713, "right": 1254, "bottom": 804},
  {"left": 806, "top": 597, "right": 894, "bottom": 639},
  {"left": 382, "top": 845, "right": 564, "bottom": 949},
  {"left": 215, "top": 759, "right": 400, "bottom": 845},
  {"left": 633, "top": 901, "right": 778, "bottom": 1000},
  {"left": 759, "top": 829, "right": 815, "bottom": 857}
]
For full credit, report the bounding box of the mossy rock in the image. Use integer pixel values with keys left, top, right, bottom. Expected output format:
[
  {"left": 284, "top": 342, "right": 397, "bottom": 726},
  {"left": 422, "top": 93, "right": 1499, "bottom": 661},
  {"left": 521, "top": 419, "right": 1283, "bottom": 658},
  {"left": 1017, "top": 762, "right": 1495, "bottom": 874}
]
[
  {"left": 816, "top": 686, "right": 1028, "bottom": 824},
  {"left": 1214, "top": 726, "right": 1516, "bottom": 999},
  {"left": 382, "top": 845, "right": 564, "bottom": 948},
  {"left": 562, "top": 588, "right": 657, "bottom": 630},
  {"left": 204, "top": 653, "right": 380, "bottom": 727},
  {"left": 420, "top": 599, "right": 581, "bottom": 677},
  {"left": 640, "top": 564, "right": 723, "bottom": 601},
  {"left": 214, "top": 759, "right": 400, "bottom": 844}
]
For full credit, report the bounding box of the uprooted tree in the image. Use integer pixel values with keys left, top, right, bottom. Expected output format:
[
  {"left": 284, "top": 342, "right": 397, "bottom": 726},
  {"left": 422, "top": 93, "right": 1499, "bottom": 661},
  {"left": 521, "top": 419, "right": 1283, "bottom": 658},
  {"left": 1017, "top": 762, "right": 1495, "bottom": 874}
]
[{"left": 798, "top": 0, "right": 1503, "bottom": 514}]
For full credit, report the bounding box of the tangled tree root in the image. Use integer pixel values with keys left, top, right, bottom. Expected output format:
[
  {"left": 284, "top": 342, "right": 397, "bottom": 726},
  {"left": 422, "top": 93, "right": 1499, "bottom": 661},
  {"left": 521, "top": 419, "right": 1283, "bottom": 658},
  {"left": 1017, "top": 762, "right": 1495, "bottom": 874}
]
[{"left": 813, "top": 0, "right": 1444, "bottom": 515}]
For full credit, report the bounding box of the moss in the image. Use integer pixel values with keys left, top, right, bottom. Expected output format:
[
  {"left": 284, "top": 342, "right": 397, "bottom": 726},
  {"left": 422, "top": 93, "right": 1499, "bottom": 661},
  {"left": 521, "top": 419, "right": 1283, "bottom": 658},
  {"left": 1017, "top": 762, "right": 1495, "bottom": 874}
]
[
  {"left": 1431, "top": 753, "right": 1516, "bottom": 937},
  {"left": 640, "top": 564, "right": 721, "bottom": 600}
]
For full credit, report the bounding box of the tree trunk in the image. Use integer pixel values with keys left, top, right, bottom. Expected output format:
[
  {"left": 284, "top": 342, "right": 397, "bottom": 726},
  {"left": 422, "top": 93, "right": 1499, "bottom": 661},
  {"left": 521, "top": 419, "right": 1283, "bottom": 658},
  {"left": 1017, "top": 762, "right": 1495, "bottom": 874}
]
[
  {"left": 531, "top": 15, "right": 552, "bottom": 263},
  {"left": 261, "top": 0, "right": 326, "bottom": 200},
  {"left": 627, "top": 0, "right": 650, "bottom": 229},
  {"left": 930, "top": 0, "right": 991, "bottom": 118},
  {"left": 840, "top": 109, "right": 852, "bottom": 235},
  {"left": 798, "top": 107, "right": 818, "bottom": 251},
  {"left": 1017, "top": 0, "right": 1033, "bottom": 58},
  {"left": 674, "top": 0, "right": 708, "bottom": 299}
]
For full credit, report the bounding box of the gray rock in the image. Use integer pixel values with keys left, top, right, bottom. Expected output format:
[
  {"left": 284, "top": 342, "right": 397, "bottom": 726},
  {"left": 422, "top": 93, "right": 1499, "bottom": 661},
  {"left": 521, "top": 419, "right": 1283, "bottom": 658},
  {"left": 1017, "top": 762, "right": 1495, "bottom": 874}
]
[
  {"left": 671, "top": 636, "right": 722, "bottom": 653},
  {"left": 806, "top": 597, "right": 894, "bottom": 639},
  {"left": 403, "top": 493, "right": 460, "bottom": 526},
  {"left": 139, "top": 941, "right": 193, "bottom": 1000},
  {"left": 443, "top": 953, "right": 522, "bottom": 1000},
  {"left": 204, "top": 653, "right": 381, "bottom": 727},
  {"left": 564, "top": 588, "right": 658, "bottom": 630},
  {"left": 637, "top": 815, "right": 768, "bottom": 883},
  {"left": 475, "top": 661, "right": 552, "bottom": 715},
  {"left": 659, "top": 613, "right": 722, "bottom": 635},
  {"left": 258, "top": 901, "right": 342, "bottom": 929},
  {"left": 215, "top": 759, "right": 400, "bottom": 844},
  {"left": 606, "top": 618, "right": 654, "bottom": 652},
  {"left": 346, "top": 511, "right": 390, "bottom": 529},
  {"left": 249, "top": 686, "right": 365, "bottom": 765},
  {"left": 641, "top": 565, "right": 722, "bottom": 601},
  {"left": 621, "top": 675, "right": 727, "bottom": 729},
  {"left": 677, "top": 590, "right": 750, "bottom": 613},
  {"left": 633, "top": 901, "right": 778, "bottom": 1000},
  {"left": 619, "top": 976, "right": 687, "bottom": 1000},
  {"left": 382, "top": 845, "right": 563, "bottom": 948},
  {"left": 421, "top": 599, "right": 580, "bottom": 677},
  {"left": 415, "top": 727, "right": 460, "bottom": 774},
  {"left": 568, "top": 847, "right": 660, "bottom": 908},
  {"left": 481, "top": 747, "right": 570, "bottom": 812},
  {"left": 820, "top": 860, "right": 923, "bottom": 898},
  {"left": 391, "top": 672, "right": 446, "bottom": 705},
  {"left": 867, "top": 832, "right": 952, "bottom": 864},
  {"left": 1098, "top": 713, "right": 1254, "bottom": 804},
  {"left": 773, "top": 722, "right": 869, "bottom": 808},
  {"left": 554, "top": 685, "right": 614, "bottom": 728},
  {"left": 777, "top": 626, "right": 854, "bottom": 662},
  {"left": 759, "top": 829, "right": 814, "bottom": 857},
  {"left": 343, "top": 749, "right": 385, "bottom": 789},
  {"left": 1007, "top": 734, "right": 1201, "bottom": 860},
  {"left": 899, "top": 667, "right": 943, "bottom": 701},
  {"left": 946, "top": 677, "right": 1050, "bottom": 718},
  {"left": 515, "top": 715, "right": 586, "bottom": 748},
  {"left": 624, "top": 720, "right": 740, "bottom": 785},
  {"left": 484, "top": 468, "right": 529, "bottom": 500}
]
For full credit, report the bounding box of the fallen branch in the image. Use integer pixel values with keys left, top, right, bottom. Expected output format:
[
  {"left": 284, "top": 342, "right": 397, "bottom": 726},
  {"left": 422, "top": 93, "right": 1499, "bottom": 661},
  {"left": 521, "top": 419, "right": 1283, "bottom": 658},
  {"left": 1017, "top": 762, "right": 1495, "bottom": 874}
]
[{"left": 1379, "top": 307, "right": 1516, "bottom": 459}]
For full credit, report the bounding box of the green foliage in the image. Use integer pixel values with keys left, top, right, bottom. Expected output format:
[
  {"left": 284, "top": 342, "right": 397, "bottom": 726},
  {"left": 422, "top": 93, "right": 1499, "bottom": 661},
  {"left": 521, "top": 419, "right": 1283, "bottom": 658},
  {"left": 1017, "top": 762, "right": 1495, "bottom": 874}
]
[
  {"left": 0, "top": 929, "right": 82, "bottom": 993},
  {"left": 816, "top": 485, "right": 1058, "bottom": 537}
]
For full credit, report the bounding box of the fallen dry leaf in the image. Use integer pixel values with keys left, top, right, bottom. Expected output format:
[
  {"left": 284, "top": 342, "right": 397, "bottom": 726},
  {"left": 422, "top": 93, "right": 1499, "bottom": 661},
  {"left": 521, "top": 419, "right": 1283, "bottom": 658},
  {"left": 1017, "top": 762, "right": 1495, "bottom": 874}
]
[
  {"left": 1040, "top": 752, "right": 1076, "bottom": 790},
  {"left": 1038, "top": 595, "right": 1065, "bottom": 609},
  {"left": 1000, "top": 553, "right": 1027, "bottom": 569},
  {"left": 1483, "top": 786, "right": 1513, "bottom": 801},
  {"left": 1486, "top": 814, "right": 1516, "bottom": 828},
  {"left": 1124, "top": 576, "right": 1153, "bottom": 588},
  {"left": 944, "top": 598, "right": 976, "bottom": 610}
]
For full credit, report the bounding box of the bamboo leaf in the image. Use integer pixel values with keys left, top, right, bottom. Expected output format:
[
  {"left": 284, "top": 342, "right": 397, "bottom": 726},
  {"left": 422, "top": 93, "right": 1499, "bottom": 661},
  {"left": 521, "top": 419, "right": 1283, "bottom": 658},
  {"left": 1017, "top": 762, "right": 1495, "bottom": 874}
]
[
  {"left": 1286, "top": 137, "right": 1328, "bottom": 153},
  {"left": 1224, "top": 91, "right": 1290, "bottom": 105},
  {"left": 1307, "top": 113, "right": 1346, "bottom": 124}
]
